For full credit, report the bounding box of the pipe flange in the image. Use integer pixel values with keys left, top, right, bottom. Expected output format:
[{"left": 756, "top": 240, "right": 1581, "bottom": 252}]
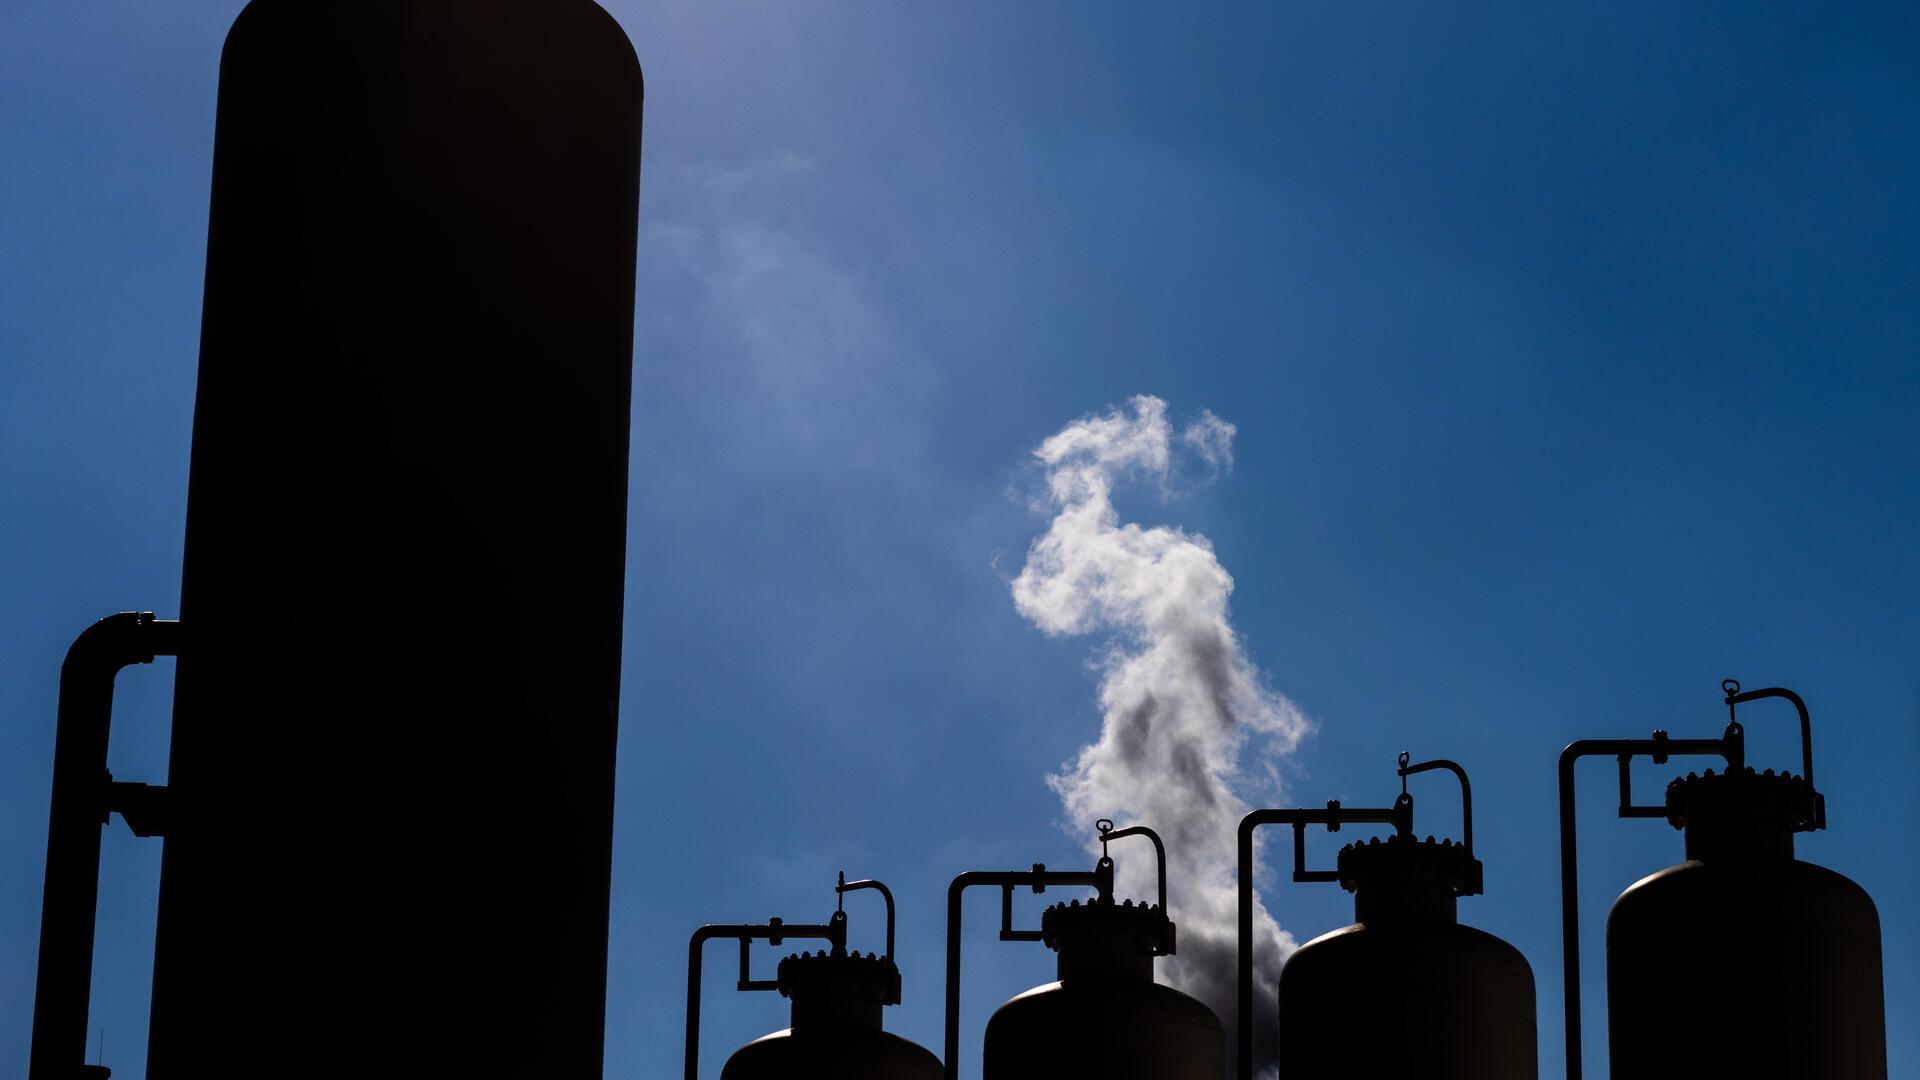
[
  {"left": 1663, "top": 766, "right": 1813, "bottom": 833},
  {"left": 1039, "top": 897, "right": 1166, "bottom": 956},
  {"left": 776, "top": 949, "right": 901, "bottom": 1005},
  {"left": 1336, "top": 833, "right": 1479, "bottom": 897}
]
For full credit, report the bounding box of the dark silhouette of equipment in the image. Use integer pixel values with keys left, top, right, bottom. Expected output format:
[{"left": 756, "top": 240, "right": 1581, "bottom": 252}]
[
  {"left": 684, "top": 873, "right": 942, "bottom": 1080},
  {"left": 28, "top": 1, "right": 643, "bottom": 1076},
  {"left": 947, "top": 821, "right": 1225, "bottom": 1080},
  {"left": 1238, "top": 754, "right": 1536, "bottom": 1080},
  {"left": 1557, "top": 680, "right": 1886, "bottom": 1080},
  {"left": 29, "top": 613, "right": 182, "bottom": 1080}
]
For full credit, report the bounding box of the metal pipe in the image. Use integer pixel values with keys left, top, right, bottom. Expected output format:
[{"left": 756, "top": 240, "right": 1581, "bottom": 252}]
[
  {"left": 30, "top": 612, "right": 181, "bottom": 1080},
  {"left": 1398, "top": 756, "right": 1472, "bottom": 862},
  {"left": 838, "top": 874, "right": 896, "bottom": 962},
  {"left": 685, "top": 919, "right": 845, "bottom": 1080},
  {"left": 1100, "top": 825, "right": 1167, "bottom": 916},
  {"left": 1235, "top": 803, "right": 1410, "bottom": 1080},
  {"left": 1099, "top": 823, "right": 1174, "bottom": 954},
  {"left": 944, "top": 865, "right": 1111, "bottom": 1080},
  {"left": 1556, "top": 733, "right": 1739, "bottom": 1080},
  {"left": 1725, "top": 681, "right": 1822, "bottom": 829},
  {"left": 1398, "top": 755, "right": 1481, "bottom": 895}
]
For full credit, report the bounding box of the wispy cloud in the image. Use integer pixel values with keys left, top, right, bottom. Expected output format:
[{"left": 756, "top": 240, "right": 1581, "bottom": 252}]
[
  {"left": 635, "top": 150, "right": 932, "bottom": 475},
  {"left": 1012, "top": 394, "right": 1308, "bottom": 1077}
]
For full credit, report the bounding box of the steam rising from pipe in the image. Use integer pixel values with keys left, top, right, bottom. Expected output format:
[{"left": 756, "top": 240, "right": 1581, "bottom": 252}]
[{"left": 1011, "top": 395, "right": 1308, "bottom": 1077}]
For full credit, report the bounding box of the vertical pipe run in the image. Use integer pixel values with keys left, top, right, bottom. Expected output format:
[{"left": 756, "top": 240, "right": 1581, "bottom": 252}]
[
  {"left": 30, "top": 612, "right": 181, "bottom": 1080},
  {"left": 1555, "top": 734, "right": 1740, "bottom": 1080},
  {"left": 944, "top": 866, "right": 1111, "bottom": 1080},
  {"left": 1235, "top": 803, "right": 1410, "bottom": 1080},
  {"left": 1556, "top": 750, "right": 1583, "bottom": 1080},
  {"left": 685, "top": 920, "right": 845, "bottom": 1080}
]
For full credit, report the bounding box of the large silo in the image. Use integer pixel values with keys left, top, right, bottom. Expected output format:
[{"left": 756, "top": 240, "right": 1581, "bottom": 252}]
[{"left": 141, "top": 2, "right": 641, "bottom": 1074}]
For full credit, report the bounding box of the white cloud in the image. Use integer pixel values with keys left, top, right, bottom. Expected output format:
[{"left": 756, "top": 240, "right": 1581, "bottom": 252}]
[{"left": 1012, "top": 394, "right": 1308, "bottom": 1078}]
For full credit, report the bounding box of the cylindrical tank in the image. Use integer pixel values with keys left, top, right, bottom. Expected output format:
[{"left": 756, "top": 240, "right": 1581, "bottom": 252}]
[
  {"left": 983, "top": 899, "right": 1224, "bottom": 1080},
  {"left": 1607, "top": 768, "right": 1886, "bottom": 1079},
  {"left": 722, "top": 951, "right": 943, "bottom": 1080},
  {"left": 1278, "top": 836, "right": 1537, "bottom": 1079},
  {"left": 147, "top": 1, "right": 642, "bottom": 1075}
]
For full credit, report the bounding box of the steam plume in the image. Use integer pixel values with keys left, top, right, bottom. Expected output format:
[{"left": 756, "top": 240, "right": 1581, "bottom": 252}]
[{"left": 1011, "top": 395, "right": 1308, "bottom": 1077}]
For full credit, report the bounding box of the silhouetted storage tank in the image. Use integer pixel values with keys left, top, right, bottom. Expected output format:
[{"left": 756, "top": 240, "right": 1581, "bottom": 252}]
[
  {"left": 145, "top": 1, "right": 642, "bottom": 1076},
  {"left": 1241, "top": 755, "right": 1535, "bottom": 1080},
  {"left": 688, "top": 876, "right": 941, "bottom": 1080},
  {"left": 1607, "top": 767, "right": 1885, "bottom": 1079},
  {"left": 983, "top": 897, "right": 1224, "bottom": 1080},
  {"left": 1557, "top": 681, "right": 1886, "bottom": 1080},
  {"left": 947, "top": 822, "right": 1224, "bottom": 1080},
  {"left": 723, "top": 950, "right": 943, "bottom": 1080},
  {"left": 1279, "top": 837, "right": 1536, "bottom": 1079}
]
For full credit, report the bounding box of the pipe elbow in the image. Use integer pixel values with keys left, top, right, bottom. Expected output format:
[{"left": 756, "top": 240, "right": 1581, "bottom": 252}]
[
  {"left": 61, "top": 612, "right": 181, "bottom": 678},
  {"left": 1238, "top": 809, "right": 1273, "bottom": 843},
  {"left": 1558, "top": 741, "right": 1590, "bottom": 774}
]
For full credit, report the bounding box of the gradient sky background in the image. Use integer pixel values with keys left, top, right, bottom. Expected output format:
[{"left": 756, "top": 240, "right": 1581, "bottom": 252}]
[{"left": 4, "top": 2, "right": 1917, "bottom": 1077}]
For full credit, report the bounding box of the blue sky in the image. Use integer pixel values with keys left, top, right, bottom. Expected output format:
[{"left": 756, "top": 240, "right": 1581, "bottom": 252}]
[{"left": 3, "top": 2, "right": 1916, "bottom": 1078}]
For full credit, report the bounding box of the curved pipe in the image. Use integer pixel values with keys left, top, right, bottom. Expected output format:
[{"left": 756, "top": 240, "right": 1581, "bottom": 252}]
[
  {"left": 1236, "top": 802, "right": 1411, "bottom": 1080},
  {"left": 944, "top": 864, "right": 1111, "bottom": 1080},
  {"left": 1100, "top": 823, "right": 1170, "bottom": 951},
  {"left": 31, "top": 612, "right": 181, "bottom": 1080},
  {"left": 1556, "top": 731, "right": 1740, "bottom": 1080},
  {"left": 1725, "top": 681, "right": 1822, "bottom": 829},
  {"left": 837, "top": 874, "right": 895, "bottom": 961},
  {"left": 685, "top": 917, "right": 844, "bottom": 1080},
  {"left": 1398, "top": 755, "right": 1480, "bottom": 894},
  {"left": 1398, "top": 756, "right": 1471, "bottom": 859}
]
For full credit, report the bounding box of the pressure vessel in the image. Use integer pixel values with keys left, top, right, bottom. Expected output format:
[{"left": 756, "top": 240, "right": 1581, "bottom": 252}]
[
  {"left": 146, "top": 1, "right": 642, "bottom": 1075},
  {"left": 1278, "top": 836, "right": 1537, "bottom": 1079},
  {"left": 983, "top": 899, "right": 1224, "bottom": 1080},
  {"left": 1606, "top": 768, "right": 1886, "bottom": 1079},
  {"left": 722, "top": 951, "right": 943, "bottom": 1080}
]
